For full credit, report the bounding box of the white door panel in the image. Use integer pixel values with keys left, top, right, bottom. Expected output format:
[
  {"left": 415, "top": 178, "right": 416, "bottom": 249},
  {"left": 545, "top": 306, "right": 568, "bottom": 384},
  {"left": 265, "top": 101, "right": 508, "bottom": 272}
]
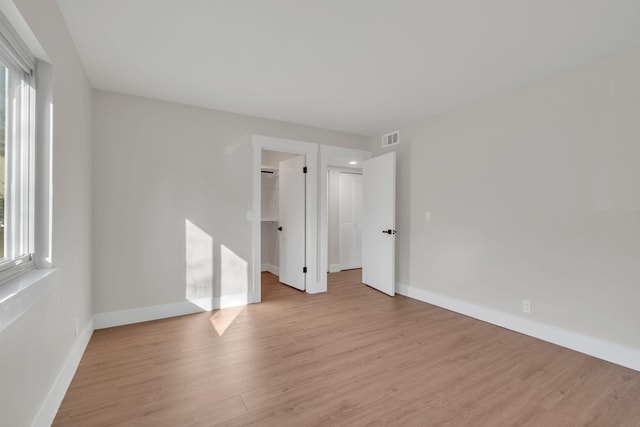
[
  {"left": 362, "top": 152, "right": 396, "bottom": 296},
  {"left": 278, "top": 155, "right": 306, "bottom": 290},
  {"left": 339, "top": 173, "right": 362, "bottom": 270}
]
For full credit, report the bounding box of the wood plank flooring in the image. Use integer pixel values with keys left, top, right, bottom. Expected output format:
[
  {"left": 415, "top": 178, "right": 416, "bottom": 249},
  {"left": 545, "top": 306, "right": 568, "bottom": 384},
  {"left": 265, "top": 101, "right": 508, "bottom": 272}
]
[{"left": 53, "top": 270, "right": 640, "bottom": 426}]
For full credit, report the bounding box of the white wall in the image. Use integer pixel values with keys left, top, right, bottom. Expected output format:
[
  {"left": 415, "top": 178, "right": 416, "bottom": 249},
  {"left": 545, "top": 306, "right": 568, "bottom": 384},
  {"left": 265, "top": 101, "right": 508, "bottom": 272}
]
[
  {"left": 0, "top": 0, "right": 93, "bottom": 426},
  {"left": 380, "top": 47, "right": 640, "bottom": 352},
  {"left": 92, "top": 90, "right": 368, "bottom": 314}
]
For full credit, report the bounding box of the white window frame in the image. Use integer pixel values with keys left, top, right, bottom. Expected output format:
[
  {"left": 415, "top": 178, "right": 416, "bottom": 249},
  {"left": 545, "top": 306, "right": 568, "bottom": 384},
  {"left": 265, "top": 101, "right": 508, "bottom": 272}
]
[{"left": 0, "top": 12, "right": 35, "bottom": 284}]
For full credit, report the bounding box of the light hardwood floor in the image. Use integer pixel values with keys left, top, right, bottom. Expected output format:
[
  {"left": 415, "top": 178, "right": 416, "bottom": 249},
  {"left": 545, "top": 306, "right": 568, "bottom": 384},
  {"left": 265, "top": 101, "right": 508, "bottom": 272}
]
[{"left": 54, "top": 270, "right": 640, "bottom": 426}]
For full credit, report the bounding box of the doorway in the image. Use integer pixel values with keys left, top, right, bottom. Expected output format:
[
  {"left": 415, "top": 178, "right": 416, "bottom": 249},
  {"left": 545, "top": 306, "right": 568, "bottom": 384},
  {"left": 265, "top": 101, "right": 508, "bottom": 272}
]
[
  {"left": 319, "top": 145, "right": 371, "bottom": 293},
  {"left": 260, "top": 150, "right": 296, "bottom": 279},
  {"left": 261, "top": 150, "right": 306, "bottom": 294},
  {"left": 251, "top": 135, "right": 318, "bottom": 303},
  {"left": 327, "top": 168, "right": 363, "bottom": 273}
]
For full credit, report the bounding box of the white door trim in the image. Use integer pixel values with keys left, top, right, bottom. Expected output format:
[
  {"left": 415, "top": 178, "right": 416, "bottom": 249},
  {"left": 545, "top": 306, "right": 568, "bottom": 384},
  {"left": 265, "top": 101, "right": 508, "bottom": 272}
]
[
  {"left": 251, "top": 135, "right": 318, "bottom": 302},
  {"left": 319, "top": 145, "right": 371, "bottom": 293}
]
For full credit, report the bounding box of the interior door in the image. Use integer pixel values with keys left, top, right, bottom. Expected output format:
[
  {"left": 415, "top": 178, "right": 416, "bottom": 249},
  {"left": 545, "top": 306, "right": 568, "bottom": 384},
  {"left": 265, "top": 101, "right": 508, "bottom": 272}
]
[
  {"left": 278, "top": 155, "right": 306, "bottom": 290},
  {"left": 362, "top": 152, "right": 396, "bottom": 296},
  {"left": 339, "top": 172, "right": 363, "bottom": 270}
]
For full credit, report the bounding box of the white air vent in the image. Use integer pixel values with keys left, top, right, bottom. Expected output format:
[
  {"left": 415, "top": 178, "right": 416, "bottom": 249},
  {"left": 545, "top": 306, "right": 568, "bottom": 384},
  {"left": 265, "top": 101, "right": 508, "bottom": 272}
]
[{"left": 381, "top": 131, "right": 399, "bottom": 148}]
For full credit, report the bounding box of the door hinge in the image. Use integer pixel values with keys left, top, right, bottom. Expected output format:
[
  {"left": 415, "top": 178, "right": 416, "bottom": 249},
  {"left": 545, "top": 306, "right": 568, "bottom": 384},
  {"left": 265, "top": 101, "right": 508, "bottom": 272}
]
[
  {"left": 303, "top": 266, "right": 307, "bottom": 273},
  {"left": 303, "top": 166, "right": 307, "bottom": 174}
]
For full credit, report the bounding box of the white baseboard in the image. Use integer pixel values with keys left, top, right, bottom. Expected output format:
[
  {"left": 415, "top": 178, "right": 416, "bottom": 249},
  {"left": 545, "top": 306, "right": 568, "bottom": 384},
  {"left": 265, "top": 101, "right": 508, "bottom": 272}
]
[
  {"left": 329, "top": 264, "right": 341, "bottom": 273},
  {"left": 94, "top": 300, "right": 206, "bottom": 329},
  {"left": 267, "top": 264, "right": 279, "bottom": 276},
  {"left": 306, "top": 279, "right": 324, "bottom": 294},
  {"left": 32, "top": 318, "right": 94, "bottom": 427},
  {"left": 216, "top": 293, "right": 250, "bottom": 309},
  {"left": 261, "top": 263, "right": 279, "bottom": 275},
  {"left": 248, "top": 292, "right": 260, "bottom": 304},
  {"left": 396, "top": 283, "right": 640, "bottom": 372},
  {"left": 94, "top": 294, "right": 252, "bottom": 330}
]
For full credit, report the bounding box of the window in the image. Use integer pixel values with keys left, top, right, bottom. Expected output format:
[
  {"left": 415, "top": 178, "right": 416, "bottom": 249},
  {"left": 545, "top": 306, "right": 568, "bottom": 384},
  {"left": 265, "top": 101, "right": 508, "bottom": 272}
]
[{"left": 0, "top": 14, "right": 35, "bottom": 283}]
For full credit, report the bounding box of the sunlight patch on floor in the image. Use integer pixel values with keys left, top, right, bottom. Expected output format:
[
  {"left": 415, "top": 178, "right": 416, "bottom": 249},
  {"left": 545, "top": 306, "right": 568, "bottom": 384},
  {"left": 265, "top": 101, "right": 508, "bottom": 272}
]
[{"left": 210, "top": 305, "right": 245, "bottom": 336}]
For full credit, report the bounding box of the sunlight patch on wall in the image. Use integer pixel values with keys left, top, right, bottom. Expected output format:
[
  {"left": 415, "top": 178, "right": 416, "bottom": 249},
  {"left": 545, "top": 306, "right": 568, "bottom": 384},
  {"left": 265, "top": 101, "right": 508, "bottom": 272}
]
[
  {"left": 220, "top": 244, "right": 248, "bottom": 299},
  {"left": 185, "top": 219, "right": 213, "bottom": 310}
]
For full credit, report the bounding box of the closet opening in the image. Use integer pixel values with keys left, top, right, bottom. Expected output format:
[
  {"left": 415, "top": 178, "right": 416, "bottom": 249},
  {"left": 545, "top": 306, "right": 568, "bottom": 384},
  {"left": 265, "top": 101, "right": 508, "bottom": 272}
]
[
  {"left": 251, "top": 135, "right": 318, "bottom": 304},
  {"left": 260, "top": 150, "right": 307, "bottom": 299}
]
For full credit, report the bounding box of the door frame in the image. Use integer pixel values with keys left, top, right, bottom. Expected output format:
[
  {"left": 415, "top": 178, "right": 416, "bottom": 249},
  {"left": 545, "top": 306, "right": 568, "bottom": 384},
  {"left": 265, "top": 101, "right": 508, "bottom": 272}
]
[
  {"left": 251, "top": 135, "right": 318, "bottom": 303},
  {"left": 319, "top": 145, "right": 371, "bottom": 293}
]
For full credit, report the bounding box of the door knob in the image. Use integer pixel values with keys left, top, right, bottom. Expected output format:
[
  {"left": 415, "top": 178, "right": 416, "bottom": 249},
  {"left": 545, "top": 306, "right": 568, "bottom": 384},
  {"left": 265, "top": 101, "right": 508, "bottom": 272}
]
[
  {"left": 382, "top": 229, "right": 397, "bottom": 235},
  {"left": 277, "top": 226, "right": 283, "bottom": 231}
]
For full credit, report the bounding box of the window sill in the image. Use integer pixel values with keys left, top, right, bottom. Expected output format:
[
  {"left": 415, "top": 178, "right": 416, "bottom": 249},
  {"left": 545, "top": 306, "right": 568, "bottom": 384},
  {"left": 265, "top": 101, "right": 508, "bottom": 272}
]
[{"left": 0, "top": 267, "right": 58, "bottom": 333}]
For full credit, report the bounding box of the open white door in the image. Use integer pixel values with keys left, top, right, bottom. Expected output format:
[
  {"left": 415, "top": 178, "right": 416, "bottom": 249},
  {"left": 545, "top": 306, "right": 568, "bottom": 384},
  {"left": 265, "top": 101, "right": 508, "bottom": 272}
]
[
  {"left": 362, "top": 152, "right": 396, "bottom": 296},
  {"left": 278, "top": 155, "right": 306, "bottom": 290}
]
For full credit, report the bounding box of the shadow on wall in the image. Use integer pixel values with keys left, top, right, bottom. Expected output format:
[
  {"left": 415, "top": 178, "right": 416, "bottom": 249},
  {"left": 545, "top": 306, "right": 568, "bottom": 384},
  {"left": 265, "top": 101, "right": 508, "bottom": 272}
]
[{"left": 184, "top": 219, "right": 248, "bottom": 335}]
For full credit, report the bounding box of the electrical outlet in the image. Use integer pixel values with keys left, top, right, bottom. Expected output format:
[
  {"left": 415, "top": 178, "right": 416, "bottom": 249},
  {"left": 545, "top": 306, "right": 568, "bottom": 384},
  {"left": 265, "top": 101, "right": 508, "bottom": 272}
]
[
  {"left": 522, "top": 300, "right": 531, "bottom": 314},
  {"left": 425, "top": 211, "right": 431, "bottom": 222},
  {"left": 74, "top": 318, "right": 80, "bottom": 336}
]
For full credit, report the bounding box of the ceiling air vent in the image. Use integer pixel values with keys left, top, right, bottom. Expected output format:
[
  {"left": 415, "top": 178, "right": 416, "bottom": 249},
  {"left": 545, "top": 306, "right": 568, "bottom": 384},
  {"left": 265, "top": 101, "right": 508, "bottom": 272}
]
[{"left": 381, "top": 131, "right": 399, "bottom": 148}]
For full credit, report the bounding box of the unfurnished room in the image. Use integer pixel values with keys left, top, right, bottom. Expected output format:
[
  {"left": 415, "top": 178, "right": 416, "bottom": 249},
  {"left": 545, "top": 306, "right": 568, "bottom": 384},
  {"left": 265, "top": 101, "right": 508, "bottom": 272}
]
[{"left": 0, "top": 1, "right": 639, "bottom": 426}]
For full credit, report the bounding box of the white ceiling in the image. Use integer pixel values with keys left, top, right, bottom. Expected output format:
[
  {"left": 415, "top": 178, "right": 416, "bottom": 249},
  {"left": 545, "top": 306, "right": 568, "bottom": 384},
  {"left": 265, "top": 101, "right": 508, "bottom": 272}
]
[{"left": 56, "top": 0, "right": 640, "bottom": 136}]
